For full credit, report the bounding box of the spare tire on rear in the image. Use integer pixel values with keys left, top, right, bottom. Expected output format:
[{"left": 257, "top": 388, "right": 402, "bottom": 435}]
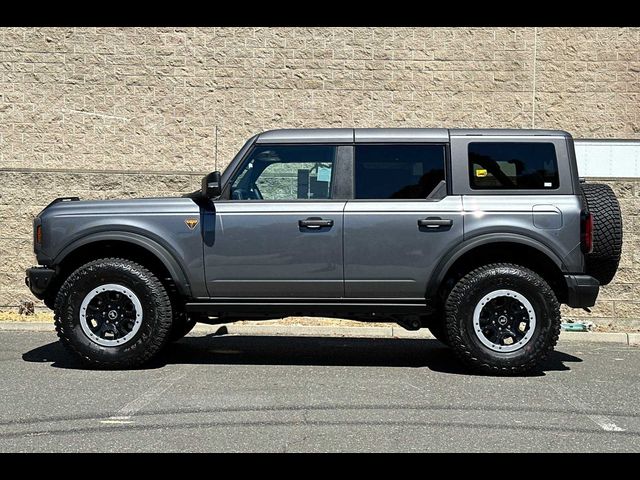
[{"left": 580, "top": 183, "right": 623, "bottom": 285}]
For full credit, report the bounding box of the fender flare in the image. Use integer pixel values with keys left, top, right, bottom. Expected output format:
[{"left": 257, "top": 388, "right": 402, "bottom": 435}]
[
  {"left": 54, "top": 231, "right": 192, "bottom": 297},
  {"left": 427, "top": 233, "right": 567, "bottom": 296}
]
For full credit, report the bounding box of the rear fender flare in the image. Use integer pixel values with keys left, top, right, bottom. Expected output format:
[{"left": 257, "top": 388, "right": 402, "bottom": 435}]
[{"left": 427, "top": 233, "right": 566, "bottom": 296}]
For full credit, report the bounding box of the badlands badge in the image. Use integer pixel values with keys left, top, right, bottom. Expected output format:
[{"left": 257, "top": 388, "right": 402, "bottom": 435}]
[{"left": 184, "top": 218, "right": 199, "bottom": 230}]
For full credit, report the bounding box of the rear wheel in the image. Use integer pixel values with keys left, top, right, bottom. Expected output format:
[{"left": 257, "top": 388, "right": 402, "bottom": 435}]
[
  {"left": 445, "top": 263, "right": 560, "bottom": 375},
  {"left": 54, "top": 258, "right": 173, "bottom": 368}
]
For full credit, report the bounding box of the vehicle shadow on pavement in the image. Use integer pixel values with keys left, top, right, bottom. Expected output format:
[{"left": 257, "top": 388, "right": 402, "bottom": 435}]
[{"left": 22, "top": 333, "right": 582, "bottom": 376}]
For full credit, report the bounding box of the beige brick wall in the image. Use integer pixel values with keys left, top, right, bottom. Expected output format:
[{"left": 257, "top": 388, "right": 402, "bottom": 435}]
[{"left": 0, "top": 27, "right": 639, "bottom": 323}]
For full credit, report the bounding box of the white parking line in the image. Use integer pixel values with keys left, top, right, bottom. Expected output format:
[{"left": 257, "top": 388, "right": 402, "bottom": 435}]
[
  {"left": 588, "top": 416, "right": 625, "bottom": 432},
  {"left": 102, "top": 367, "right": 190, "bottom": 424},
  {"left": 551, "top": 384, "right": 625, "bottom": 433}
]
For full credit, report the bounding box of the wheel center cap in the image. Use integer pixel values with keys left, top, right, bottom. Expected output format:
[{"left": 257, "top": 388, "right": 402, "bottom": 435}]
[
  {"left": 497, "top": 315, "right": 508, "bottom": 326},
  {"left": 107, "top": 310, "right": 118, "bottom": 320}
]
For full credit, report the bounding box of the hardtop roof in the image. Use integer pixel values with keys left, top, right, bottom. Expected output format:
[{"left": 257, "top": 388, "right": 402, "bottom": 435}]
[{"left": 255, "top": 128, "right": 571, "bottom": 144}]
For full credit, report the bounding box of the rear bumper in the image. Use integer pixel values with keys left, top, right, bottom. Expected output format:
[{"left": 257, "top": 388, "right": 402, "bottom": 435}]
[
  {"left": 565, "top": 274, "right": 600, "bottom": 308},
  {"left": 25, "top": 267, "right": 56, "bottom": 299}
]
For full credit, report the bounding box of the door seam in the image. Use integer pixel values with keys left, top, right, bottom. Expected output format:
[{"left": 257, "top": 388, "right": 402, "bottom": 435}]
[{"left": 341, "top": 201, "right": 347, "bottom": 299}]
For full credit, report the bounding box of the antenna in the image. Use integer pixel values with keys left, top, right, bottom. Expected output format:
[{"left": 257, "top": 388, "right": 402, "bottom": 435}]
[{"left": 214, "top": 125, "right": 218, "bottom": 172}]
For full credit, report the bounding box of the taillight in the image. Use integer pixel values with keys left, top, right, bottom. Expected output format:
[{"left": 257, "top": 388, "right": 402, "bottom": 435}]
[
  {"left": 36, "top": 225, "right": 42, "bottom": 245},
  {"left": 581, "top": 211, "right": 593, "bottom": 254}
]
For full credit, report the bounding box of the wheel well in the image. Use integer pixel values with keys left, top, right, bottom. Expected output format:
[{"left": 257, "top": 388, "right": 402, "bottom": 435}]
[
  {"left": 51, "top": 240, "right": 181, "bottom": 306},
  {"left": 437, "top": 242, "right": 567, "bottom": 306}
]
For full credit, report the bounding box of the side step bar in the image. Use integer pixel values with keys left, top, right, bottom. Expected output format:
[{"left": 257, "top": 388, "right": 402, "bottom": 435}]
[{"left": 185, "top": 298, "right": 431, "bottom": 317}]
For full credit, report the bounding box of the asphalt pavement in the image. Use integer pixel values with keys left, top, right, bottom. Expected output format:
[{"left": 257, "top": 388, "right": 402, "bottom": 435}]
[{"left": 0, "top": 329, "right": 639, "bottom": 452}]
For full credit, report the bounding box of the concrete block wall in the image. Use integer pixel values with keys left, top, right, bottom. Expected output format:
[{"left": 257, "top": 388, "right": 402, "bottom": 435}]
[{"left": 0, "top": 27, "right": 638, "bottom": 324}]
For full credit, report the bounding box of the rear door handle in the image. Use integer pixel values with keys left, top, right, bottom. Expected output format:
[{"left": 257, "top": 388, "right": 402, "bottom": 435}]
[
  {"left": 299, "top": 217, "right": 334, "bottom": 229},
  {"left": 418, "top": 217, "right": 453, "bottom": 228}
]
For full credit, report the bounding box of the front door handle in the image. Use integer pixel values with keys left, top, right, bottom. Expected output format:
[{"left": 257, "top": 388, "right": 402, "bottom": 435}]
[
  {"left": 299, "top": 217, "right": 334, "bottom": 229},
  {"left": 418, "top": 217, "right": 453, "bottom": 228}
]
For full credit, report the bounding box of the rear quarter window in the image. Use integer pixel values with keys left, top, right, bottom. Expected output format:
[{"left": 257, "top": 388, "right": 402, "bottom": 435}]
[{"left": 469, "top": 142, "right": 559, "bottom": 190}]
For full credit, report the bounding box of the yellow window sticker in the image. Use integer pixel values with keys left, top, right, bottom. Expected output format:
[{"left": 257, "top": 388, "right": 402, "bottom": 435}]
[{"left": 475, "top": 168, "right": 488, "bottom": 178}]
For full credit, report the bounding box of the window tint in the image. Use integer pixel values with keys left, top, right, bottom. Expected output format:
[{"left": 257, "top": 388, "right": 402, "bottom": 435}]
[
  {"left": 469, "top": 142, "right": 559, "bottom": 190},
  {"left": 354, "top": 145, "right": 446, "bottom": 199},
  {"left": 230, "top": 145, "right": 335, "bottom": 200}
]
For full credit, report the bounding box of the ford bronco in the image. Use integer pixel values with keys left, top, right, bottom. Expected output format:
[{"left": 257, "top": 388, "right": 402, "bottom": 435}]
[{"left": 26, "top": 128, "right": 623, "bottom": 373}]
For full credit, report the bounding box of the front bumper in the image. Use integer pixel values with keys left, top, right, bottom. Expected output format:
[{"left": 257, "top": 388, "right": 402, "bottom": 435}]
[
  {"left": 565, "top": 274, "right": 600, "bottom": 308},
  {"left": 25, "top": 267, "right": 56, "bottom": 299}
]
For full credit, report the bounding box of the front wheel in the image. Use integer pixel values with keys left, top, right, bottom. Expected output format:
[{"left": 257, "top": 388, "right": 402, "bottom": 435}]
[
  {"left": 445, "top": 263, "right": 561, "bottom": 375},
  {"left": 54, "top": 258, "right": 173, "bottom": 368}
]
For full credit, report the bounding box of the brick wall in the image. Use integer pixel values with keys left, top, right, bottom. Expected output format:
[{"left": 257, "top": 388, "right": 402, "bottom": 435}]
[{"left": 0, "top": 27, "right": 638, "bottom": 324}]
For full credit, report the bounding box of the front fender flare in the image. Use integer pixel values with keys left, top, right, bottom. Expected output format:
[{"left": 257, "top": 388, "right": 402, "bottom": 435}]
[{"left": 54, "top": 231, "right": 192, "bottom": 297}]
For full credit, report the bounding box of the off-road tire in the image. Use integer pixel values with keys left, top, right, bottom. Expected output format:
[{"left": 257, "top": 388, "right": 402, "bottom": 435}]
[
  {"left": 54, "top": 258, "right": 173, "bottom": 368},
  {"left": 581, "top": 183, "right": 623, "bottom": 286},
  {"left": 445, "top": 263, "right": 561, "bottom": 375}
]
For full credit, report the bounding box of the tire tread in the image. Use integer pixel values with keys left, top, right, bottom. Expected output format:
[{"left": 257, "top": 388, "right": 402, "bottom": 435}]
[
  {"left": 54, "top": 257, "right": 172, "bottom": 368},
  {"left": 581, "top": 183, "right": 623, "bottom": 285},
  {"left": 445, "top": 263, "right": 561, "bottom": 375}
]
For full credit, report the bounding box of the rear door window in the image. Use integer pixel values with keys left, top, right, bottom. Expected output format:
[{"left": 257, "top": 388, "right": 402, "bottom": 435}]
[
  {"left": 468, "top": 142, "right": 559, "bottom": 190},
  {"left": 354, "top": 145, "right": 446, "bottom": 199}
]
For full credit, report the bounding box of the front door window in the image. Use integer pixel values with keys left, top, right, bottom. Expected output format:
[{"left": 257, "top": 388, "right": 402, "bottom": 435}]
[{"left": 230, "top": 145, "right": 336, "bottom": 200}]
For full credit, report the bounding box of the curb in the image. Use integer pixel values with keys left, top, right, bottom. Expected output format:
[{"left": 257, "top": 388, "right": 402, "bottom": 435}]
[
  {"left": 1, "top": 321, "right": 637, "bottom": 346},
  {"left": 0, "top": 322, "right": 56, "bottom": 332}
]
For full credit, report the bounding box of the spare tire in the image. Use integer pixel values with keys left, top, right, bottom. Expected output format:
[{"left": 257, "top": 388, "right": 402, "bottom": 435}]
[{"left": 580, "top": 183, "right": 623, "bottom": 285}]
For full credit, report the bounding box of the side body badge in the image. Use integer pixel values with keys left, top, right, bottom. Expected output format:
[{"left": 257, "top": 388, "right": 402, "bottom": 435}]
[{"left": 185, "top": 218, "right": 199, "bottom": 230}]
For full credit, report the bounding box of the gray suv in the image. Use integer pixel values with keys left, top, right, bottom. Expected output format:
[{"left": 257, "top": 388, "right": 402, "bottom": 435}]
[{"left": 25, "top": 128, "right": 623, "bottom": 374}]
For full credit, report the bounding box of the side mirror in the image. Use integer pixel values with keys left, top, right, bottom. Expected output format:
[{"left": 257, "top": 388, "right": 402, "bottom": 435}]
[{"left": 201, "top": 171, "right": 222, "bottom": 199}]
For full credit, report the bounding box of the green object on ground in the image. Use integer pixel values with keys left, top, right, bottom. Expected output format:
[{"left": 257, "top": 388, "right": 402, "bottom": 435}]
[{"left": 561, "top": 322, "right": 589, "bottom": 332}]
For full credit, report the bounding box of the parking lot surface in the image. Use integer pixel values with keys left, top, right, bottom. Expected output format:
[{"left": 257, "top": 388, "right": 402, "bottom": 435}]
[{"left": 0, "top": 330, "right": 638, "bottom": 452}]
